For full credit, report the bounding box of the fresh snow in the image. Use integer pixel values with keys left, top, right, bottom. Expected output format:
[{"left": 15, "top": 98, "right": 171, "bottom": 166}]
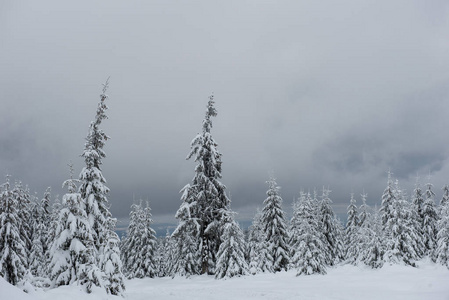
[{"left": 3, "top": 260, "right": 449, "bottom": 300}]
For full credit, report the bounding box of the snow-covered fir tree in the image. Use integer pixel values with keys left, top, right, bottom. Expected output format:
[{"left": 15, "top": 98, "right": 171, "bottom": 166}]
[
  {"left": 170, "top": 222, "right": 201, "bottom": 277},
  {"left": 140, "top": 201, "right": 158, "bottom": 278},
  {"left": 121, "top": 201, "right": 157, "bottom": 279},
  {"left": 345, "top": 193, "right": 359, "bottom": 263},
  {"left": 247, "top": 208, "right": 273, "bottom": 274},
  {"left": 422, "top": 180, "right": 438, "bottom": 256},
  {"left": 49, "top": 166, "right": 101, "bottom": 292},
  {"left": 46, "top": 194, "right": 61, "bottom": 275},
  {"left": 411, "top": 177, "right": 425, "bottom": 258},
  {"left": 79, "top": 79, "right": 111, "bottom": 253},
  {"left": 173, "top": 95, "right": 231, "bottom": 275},
  {"left": 171, "top": 183, "right": 201, "bottom": 277},
  {"left": 358, "top": 207, "right": 384, "bottom": 268},
  {"left": 435, "top": 194, "right": 449, "bottom": 267},
  {"left": 0, "top": 176, "right": 27, "bottom": 285},
  {"left": 288, "top": 191, "right": 306, "bottom": 262},
  {"left": 155, "top": 230, "right": 172, "bottom": 277},
  {"left": 440, "top": 185, "right": 449, "bottom": 217},
  {"left": 358, "top": 192, "right": 369, "bottom": 228},
  {"left": 380, "top": 171, "right": 396, "bottom": 228},
  {"left": 77, "top": 79, "right": 124, "bottom": 294},
  {"left": 120, "top": 202, "right": 139, "bottom": 277},
  {"left": 318, "top": 187, "right": 344, "bottom": 266},
  {"left": 215, "top": 213, "right": 249, "bottom": 279},
  {"left": 13, "top": 181, "right": 32, "bottom": 263},
  {"left": 29, "top": 187, "right": 52, "bottom": 278},
  {"left": 290, "top": 191, "right": 327, "bottom": 275},
  {"left": 382, "top": 178, "right": 421, "bottom": 266},
  {"left": 260, "top": 177, "right": 290, "bottom": 272},
  {"left": 100, "top": 218, "right": 125, "bottom": 296}
]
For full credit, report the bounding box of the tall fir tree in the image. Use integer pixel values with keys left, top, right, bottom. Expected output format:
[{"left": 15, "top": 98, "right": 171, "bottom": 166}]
[
  {"left": 77, "top": 79, "right": 124, "bottom": 294},
  {"left": 0, "top": 176, "right": 27, "bottom": 285},
  {"left": 173, "top": 95, "right": 231, "bottom": 275},
  {"left": 260, "top": 177, "right": 290, "bottom": 272},
  {"left": 79, "top": 79, "right": 112, "bottom": 257}
]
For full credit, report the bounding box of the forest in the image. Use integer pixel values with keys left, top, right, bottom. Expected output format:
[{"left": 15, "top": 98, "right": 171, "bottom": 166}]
[{"left": 1, "top": 83, "right": 449, "bottom": 297}]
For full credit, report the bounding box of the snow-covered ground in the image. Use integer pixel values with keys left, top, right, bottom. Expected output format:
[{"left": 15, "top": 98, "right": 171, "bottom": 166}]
[{"left": 3, "top": 260, "right": 449, "bottom": 300}]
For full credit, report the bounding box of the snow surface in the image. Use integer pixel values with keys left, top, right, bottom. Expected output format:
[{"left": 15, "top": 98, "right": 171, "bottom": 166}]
[{"left": 2, "top": 260, "right": 449, "bottom": 300}]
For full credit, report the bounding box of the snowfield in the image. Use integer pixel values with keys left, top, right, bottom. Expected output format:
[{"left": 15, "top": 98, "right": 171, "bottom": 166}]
[{"left": 3, "top": 259, "right": 449, "bottom": 300}]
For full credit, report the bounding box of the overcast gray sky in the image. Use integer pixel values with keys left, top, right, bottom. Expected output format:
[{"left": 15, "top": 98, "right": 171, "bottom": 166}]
[{"left": 2, "top": 1, "right": 449, "bottom": 231}]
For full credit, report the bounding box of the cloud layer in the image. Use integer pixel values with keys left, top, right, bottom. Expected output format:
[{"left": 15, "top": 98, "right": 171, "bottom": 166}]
[{"left": 2, "top": 1, "right": 449, "bottom": 226}]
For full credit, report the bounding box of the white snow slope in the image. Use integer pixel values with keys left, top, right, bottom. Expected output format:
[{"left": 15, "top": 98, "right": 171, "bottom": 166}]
[{"left": 2, "top": 260, "right": 448, "bottom": 300}]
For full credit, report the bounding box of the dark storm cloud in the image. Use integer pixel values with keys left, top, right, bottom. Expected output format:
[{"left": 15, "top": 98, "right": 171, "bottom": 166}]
[{"left": 2, "top": 0, "right": 449, "bottom": 227}]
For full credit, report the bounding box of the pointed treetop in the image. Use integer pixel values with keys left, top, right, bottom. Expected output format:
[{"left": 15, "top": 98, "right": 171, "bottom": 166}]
[
  {"left": 102, "top": 77, "right": 110, "bottom": 95},
  {"left": 387, "top": 169, "right": 393, "bottom": 184},
  {"left": 426, "top": 171, "right": 433, "bottom": 187},
  {"left": 63, "top": 162, "right": 78, "bottom": 194},
  {"left": 202, "top": 94, "right": 217, "bottom": 134}
]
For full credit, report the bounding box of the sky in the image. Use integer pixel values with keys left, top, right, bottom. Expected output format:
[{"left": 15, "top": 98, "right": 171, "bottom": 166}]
[{"left": 2, "top": 1, "right": 449, "bottom": 232}]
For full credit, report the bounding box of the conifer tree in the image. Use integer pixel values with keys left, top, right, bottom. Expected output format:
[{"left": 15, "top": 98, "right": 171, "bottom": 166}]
[
  {"left": 79, "top": 80, "right": 111, "bottom": 253},
  {"left": 440, "top": 185, "right": 449, "bottom": 217},
  {"left": 380, "top": 171, "right": 396, "bottom": 228},
  {"left": 260, "top": 177, "right": 290, "bottom": 272},
  {"left": 155, "top": 230, "right": 172, "bottom": 277},
  {"left": 290, "top": 191, "right": 326, "bottom": 275},
  {"left": 422, "top": 180, "right": 438, "bottom": 256},
  {"left": 382, "top": 179, "right": 421, "bottom": 266},
  {"left": 435, "top": 196, "right": 449, "bottom": 267},
  {"left": 13, "top": 182, "right": 32, "bottom": 261},
  {"left": 358, "top": 208, "right": 384, "bottom": 268},
  {"left": 100, "top": 218, "right": 125, "bottom": 296},
  {"left": 46, "top": 195, "right": 61, "bottom": 275},
  {"left": 171, "top": 183, "right": 201, "bottom": 277},
  {"left": 140, "top": 201, "right": 157, "bottom": 278},
  {"left": 120, "top": 202, "right": 140, "bottom": 277},
  {"left": 247, "top": 208, "right": 273, "bottom": 274},
  {"left": 77, "top": 79, "right": 124, "bottom": 294},
  {"left": 215, "top": 214, "right": 249, "bottom": 279},
  {"left": 49, "top": 165, "right": 100, "bottom": 291},
  {"left": 289, "top": 191, "right": 306, "bottom": 262},
  {"left": 318, "top": 187, "right": 343, "bottom": 265},
  {"left": 345, "top": 193, "right": 359, "bottom": 263},
  {"left": 0, "top": 176, "right": 27, "bottom": 285},
  {"left": 173, "top": 95, "right": 231, "bottom": 275},
  {"left": 358, "top": 192, "right": 369, "bottom": 228},
  {"left": 121, "top": 201, "right": 157, "bottom": 279},
  {"left": 411, "top": 178, "right": 425, "bottom": 258}
]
